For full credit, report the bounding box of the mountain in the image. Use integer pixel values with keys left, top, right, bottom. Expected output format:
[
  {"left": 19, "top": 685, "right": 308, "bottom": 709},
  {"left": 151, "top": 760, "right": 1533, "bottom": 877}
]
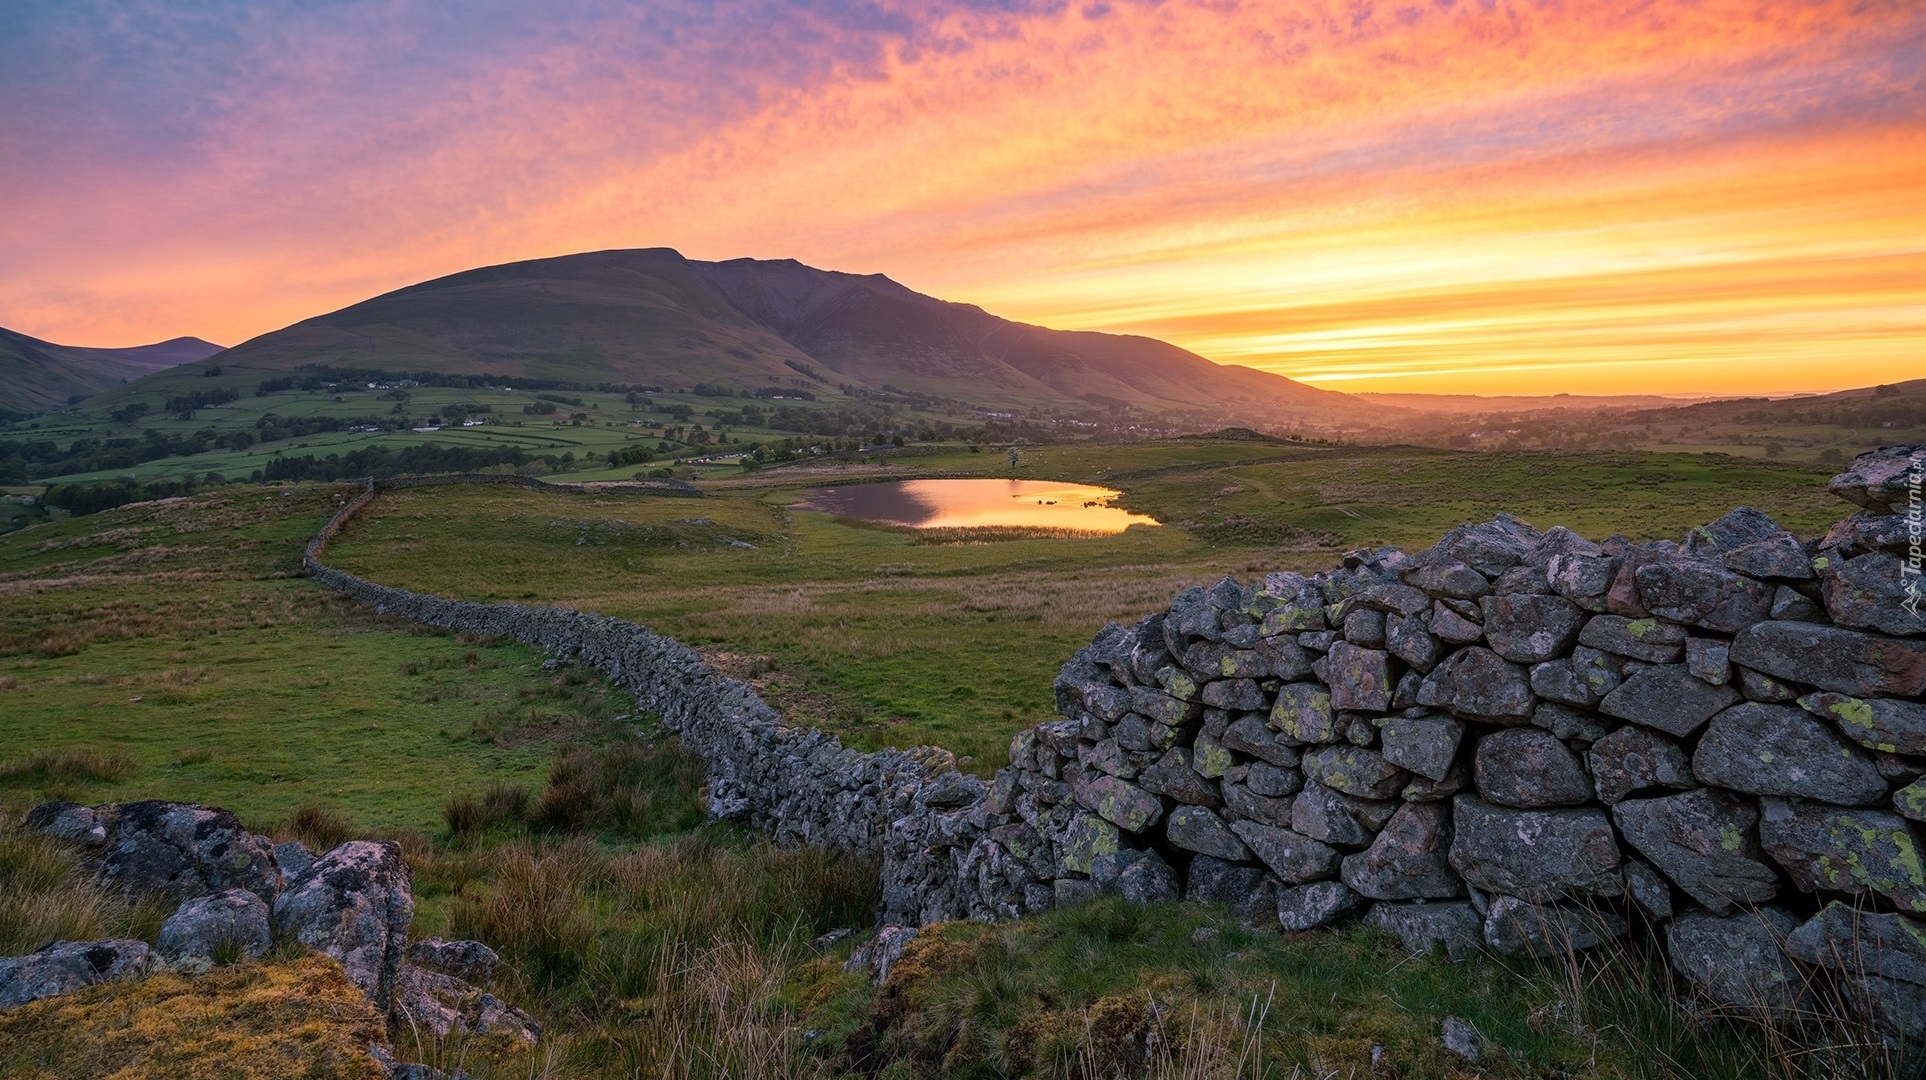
[
  {"left": 0, "top": 327, "right": 222, "bottom": 413},
  {"left": 164, "top": 248, "right": 1359, "bottom": 422}
]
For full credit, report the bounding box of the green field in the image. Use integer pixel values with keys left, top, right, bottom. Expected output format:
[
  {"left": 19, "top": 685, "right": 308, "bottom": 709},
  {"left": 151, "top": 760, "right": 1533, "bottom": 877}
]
[{"left": 325, "top": 442, "right": 1839, "bottom": 767}]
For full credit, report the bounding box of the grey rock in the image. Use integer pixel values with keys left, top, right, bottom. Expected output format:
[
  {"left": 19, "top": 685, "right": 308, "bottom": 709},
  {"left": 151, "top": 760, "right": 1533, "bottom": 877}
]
[
  {"left": 1548, "top": 551, "right": 1620, "bottom": 612},
  {"left": 1448, "top": 796, "right": 1620, "bottom": 901},
  {"left": 1725, "top": 534, "right": 1815, "bottom": 581},
  {"left": 24, "top": 802, "right": 105, "bottom": 846},
  {"left": 157, "top": 889, "right": 272, "bottom": 964},
  {"left": 1403, "top": 557, "right": 1491, "bottom": 600},
  {"left": 1340, "top": 802, "right": 1462, "bottom": 900},
  {"left": 1845, "top": 974, "right": 1926, "bottom": 1042},
  {"left": 1430, "top": 602, "right": 1485, "bottom": 644},
  {"left": 1531, "top": 702, "right": 1610, "bottom": 744},
  {"left": 1258, "top": 572, "right": 1327, "bottom": 633},
  {"left": 1481, "top": 594, "right": 1586, "bottom": 663},
  {"left": 1821, "top": 510, "right": 1912, "bottom": 559},
  {"left": 1570, "top": 645, "right": 1625, "bottom": 700},
  {"left": 30, "top": 800, "right": 281, "bottom": 902},
  {"left": 274, "top": 840, "right": 316, "bottom": 881},
  {"left": 1897, "top": 778, "right": 1926, "bottom": 824},
  {"left": 1759, "top": 799, "right": 1926, "bottom": 914},
  {"left": 1633, "top": 557, "right": 1773, "bottom": 633},
  {"left": 1440, "top": 1015, "right": 1486, "bottom": 1064},
  {"left": 1693, "top": 702, "right": 1886, "bottom": 805},
  {"left": 1366, "top": 901, "right": 1484, "bottom": 960},
  {"left": 1587, "top": 725, "right": 1695, "bottom": 804},
  {"left": 1385, "top": 612, "right": 1445, "bottom": 672},
  {"left": 1529, "top": 659, "right": 1596, "bottom": 707},
  {"left": 1483, "top": 896, "right": 1627, "bottom": 958},
  {"left": 1222, "top": 715, "right": 1299, "bottom": 766},
  {"left": 1377, "top": 713, "right": 1464, "bottom": 783},
  {"left": 1230, "top": 821, "right": 1341, "bottom": 884},
  {"left": 1270, "top": 682, "right": 1337, "bottom": 743},
  {"left": 1184, "top": 854, "right": 1263, "bottom": 905},
  {"left": 0, "top": 940, "right": 158, "bottom": 1009},
  {"left": 1685, "top": 637, "right": 1731, "bottom": 685},
  {"left": 1256, "top": 635, "right": 1314, "bottom": 680},
  {"left": 1292, "top": 779, "right": 1397, "bottom": 847},
  {"left": 1613, "top": 789, "right": 1778, "bottom": 914},
  {"left": 1058, "top": 813, "right": 1121, "bottom": 875},
  {"left": 272, "top": 840, "right": 415, "bottom": 1009},
  {"left": 1137, "top": 748, "right": 1221, "bottom": 807},
  {"left": 1597, "top": 663, "right": 1742, "bottom": 737},
  {"left": 1223, "top": 781, "right": 1296, "bottom": 827},
  {"left": 1729, "top": 620, "right": 1926, "bottom": 698},
  {"left": 408, "top": 938, "right": 500, "bottom": 984},
  {"left": 1474, "top": 728, "right": 1593, "bottom": 808},
  {"left": 393, "top": 965, "right": 541, "bottom": 1045},
  {"left": 1166, "top": 806, "right": 1250, "bottom": 861},
  {"left": 1343, "top": 609, "right": 1387, "bottom": 648},
  {"left": 1666, "top": 908, "right": 1806, "bottom": 1016},
  {"left": 1077, "top": 774, "right": 1165, "bottom": 833},
  {"left": 1245, "top": 762, "right": 1303, "bottom": 798},
  {"left": 1769, "top": 584, "right": 1825, "bottom": 622},
  {"left": 847, "top": 925, "right": 917, "bottom": 982},
  {"left": 1577, "top": 614, "right": 1686, "bottom": 663},
  {"left": 1786, "top": 902, "right": 1926, "bottom": 987},
  {"left": 1737, "top": 667, "right": 1799, "bottom": 702},
  {"left": 1621, "top": 860, "right": 1674, "bottom": 921},
  {"left": 1200, "top": 677, "right": 1267, "bottom": 712},
  {"left": 1275, "top": 880, "right": 1363, "bottom": 931},
  {"left": 1303, "top": 745, "right": 1407, "bottom": 800},
  {"left": 1116, "top": 850, "right": 1181, "bottom": 904},
  {"left": 1828, "top": 445, "right": 1923, "bottom": 515},
  {"left": 1800, "top": 691, "right": 1926, "bottom": 756},
  {"left": 1129, "top": 685, "right": 1196, "bottom": 726},
  {"left": 1401, "top": 759, "right": 1471, "bottom": 803},
  {"left": 1326, "top": 642, "right": 1394, "bottom": 712},
  {"left": 1417, "top": 647, "right": 1535, "bottom": 721}
]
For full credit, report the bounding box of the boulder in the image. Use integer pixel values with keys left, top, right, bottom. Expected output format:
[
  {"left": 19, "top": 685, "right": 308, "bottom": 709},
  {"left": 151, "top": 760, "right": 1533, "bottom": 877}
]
[
  {"left": 1403, "top": 557, "right": 1491, "bottom": 601},
  {"left": 1548, "top": 551, "right": 1620, "bottom": 612},
  {"left": 1612, "top": 790, "right": 1778, "bottom": 915},
  {"left": 1076, "top": 775, "right": 1164, "bottom": 833},
  {"left": 1271, "top": 682, "right": 1338, "bottom": 743},
  {"left": 1184, "top": 854, "right": 1264, "bottom": 905},
  {"left": 1244, "top": 762, "right": 1303, "bottom": 798},
  {"left": 1385, "top": 612, "right": 1445, "bottom": 672},
  {"left": 29, "top": 800, "right": 281, "bottom": 902},
  {"left": 1529, "top": 659, "right": 1596, "bottom": 707},
  {"left": 1275, "top": 881, "right": 1364, "bottom": 931},
  {"left": 1417, "top": 647, "right": 1535, "bottom": 721},
  {"left": 1597, "top": 664, "right": 1741, "bottom": 737},
  {"left": 1343, "top": 609, "right": 1387, "bottom": 648},
  {"left": 1666, "top": 908, "right": 1806, "bottom": 1016},
  {"left": 156, "top": 889, "right": 273, "bottom": 964},
  {"left": 1448, "top": 797, "right": 1620, "bottom": 901},
  {"left": 1692, "top": 702, "right": 1887, "bottom": 805},
  {"left": 1759, "top": 799, "right": 1926, "bottom": 914},
  {"left": 1785, "top": 902, "right": 1926, "bottom": 988},
  {"left": 272, "top": 840, "right": 415, "bottom": 1009},
  {"left": 1200, "top": 677, "right": 1267, "bottom": 711},
  {"left": 1326, "top": 642, "right": 1394, "bottom": 711},
  {"left": 1480, "top": 594, "right": 1586, "bottom": 663},
  {"left": 23, "top": 802, "right": 106, "bottom": 846},
  {"left": 1230, "top": 821, "right": 1341, "bottom": 884},
  {"left": 1728, "top": 621, "right": 1926, "bottom": 698},
  {"left": 274, "top": 840, "right": 316, "bottom": 882},
  {"left": 1115, "top": 850, "right": 1181, "bottom": 905},
  {"left": 1377, "top": 713, "right": 1464, "bottom": 783},
  {"left": 1292, "top": 780, "right": 1397, "bottom": 847},
  {"left": 1587, "top": 726, "right": 1695, "bottom": 804},
  {"left": 1482, "top": 896, "right": 1626, "bottom": 958},
  {"left": 392, "top": 965, "right": 541, "bottom": 1045},
  {"left": 1366, "top": 901, "right": 1484, "bottom": 961},
  {"left": 1473, "top": 728, "right": 1593, "bottom": 808},
  {"left": 1769, "top": 585, "right": 1826, "bottom": 622},
  {"left": 1429, "top": 602, "right": 1485, "bottom": 644},
  {"left": 1799, "top": 691, "right": 1926, "bottom": 756},
  {"left": 1632, "top": 557, "right": 1773, "bottom": 633},
  {"left": 1165, "top": 806, "right": 1249, "bottom": 861},
  {"left": 1222, "top": 782, "right": 1296, "bottom": 827},
  {"left": 1339, "top": 802, "right": 1462, "bottom": 900},
  {"left": 1058, "top": 813, "right": 1121, "bottom": 875},
  {"left": 1724, "top": 534, "right": 1815, "bottom": 581},
  {"left": 1136, "top": 749, "right": 1221, "bottom": 807},
  {"left": 1576, "top": 615, "right": 1686, "bottom": 663},
  {"left": 1222, "top": 715, "right": 1299, "bottom": 766},
  {"left": 1303, "top": 745, "right": 1408, "bottom": 800},
  {"left": 408, "top": 938, "right": 500, "bottom": 984},
  {"left": 0, "top": 940, "right": 158, "bottom": 1009},
  {"left": 1827, "top": 445, "right": 1922, "bottom": 515},
  {"left": 1401, "top": 759, "right": 1472, "bottom": 803}
]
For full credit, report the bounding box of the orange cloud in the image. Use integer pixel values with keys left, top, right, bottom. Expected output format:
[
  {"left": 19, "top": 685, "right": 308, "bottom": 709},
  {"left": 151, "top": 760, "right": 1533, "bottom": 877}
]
[{"left": 0, "top": 0, "right": 1920, "bottom": 395}]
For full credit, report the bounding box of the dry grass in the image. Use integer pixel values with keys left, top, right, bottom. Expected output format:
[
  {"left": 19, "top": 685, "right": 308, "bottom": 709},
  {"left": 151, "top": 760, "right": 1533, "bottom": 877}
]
[
  {"left": 274, "top": 803, "right": 357, "bottom": 852},
  {"left": 0, "top": 823, "right": 171, "bottom": 957},
  {"left": 0, "top": 954, "right": 387, "bottom": 1079},
  {"left": 0, "top": 747, "right": 135, "bottom": 786}
]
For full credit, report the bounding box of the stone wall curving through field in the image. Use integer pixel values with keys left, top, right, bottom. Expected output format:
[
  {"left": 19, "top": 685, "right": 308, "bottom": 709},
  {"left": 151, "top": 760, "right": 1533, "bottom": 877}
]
[{"left": 303, "top": 450, "right": 1926, "bottom": 1038}]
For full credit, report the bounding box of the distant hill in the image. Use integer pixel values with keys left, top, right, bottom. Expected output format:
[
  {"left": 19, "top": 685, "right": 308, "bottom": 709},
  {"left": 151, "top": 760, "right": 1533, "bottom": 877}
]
[
  {"left": 0, "top": 328, "right": 222, "bottom": 414},
  {"left": 158, "top": 248, "right": 1362, "bottom": 423}
]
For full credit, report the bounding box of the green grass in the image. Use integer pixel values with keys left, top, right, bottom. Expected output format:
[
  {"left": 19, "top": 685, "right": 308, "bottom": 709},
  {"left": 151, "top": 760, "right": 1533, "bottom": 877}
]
[{"left": 325, "top": 442, "right": 1839, "bottom": 768}]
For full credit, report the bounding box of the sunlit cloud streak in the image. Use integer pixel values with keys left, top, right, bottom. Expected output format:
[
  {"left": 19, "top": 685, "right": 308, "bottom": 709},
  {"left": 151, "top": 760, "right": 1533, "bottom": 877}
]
[{"left": 1, "top": 0, "right": 1921, "bottom": 394}]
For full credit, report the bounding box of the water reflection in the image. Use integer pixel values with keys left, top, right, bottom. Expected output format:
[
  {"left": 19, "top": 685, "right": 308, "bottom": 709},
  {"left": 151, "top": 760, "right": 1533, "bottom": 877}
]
[{"left": 797, "top": 479, "right": 1160, "bottom": 533}]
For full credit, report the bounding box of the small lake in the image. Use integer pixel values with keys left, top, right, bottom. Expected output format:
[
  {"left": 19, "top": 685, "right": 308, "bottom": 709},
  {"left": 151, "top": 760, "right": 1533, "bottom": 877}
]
[{"left": 797, "top": 479, "right": 1160, "bottom": 533}]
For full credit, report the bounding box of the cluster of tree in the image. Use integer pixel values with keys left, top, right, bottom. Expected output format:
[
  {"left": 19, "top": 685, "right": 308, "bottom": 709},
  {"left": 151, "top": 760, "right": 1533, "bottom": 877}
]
[
  {"left": 259, "top": 442, "right": 535, "bottom": 482},
  {"left": 270, "top": 365, "right": 660, "bottom": 395},
  {"left": 163, "top": 387, "right": 240, "bottom": 419},
  {"left": 0, "top": 429, "right": 257, "bottom": 483},
  {"left": 41, "top": 477, "right": 205, "bottom": 516}
]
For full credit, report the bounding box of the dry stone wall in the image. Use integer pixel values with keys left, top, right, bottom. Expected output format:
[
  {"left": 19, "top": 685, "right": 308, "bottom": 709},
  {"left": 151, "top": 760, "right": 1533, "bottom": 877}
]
[{"left": 305, "top": 452, "right": 1926, "bottom": 1039}]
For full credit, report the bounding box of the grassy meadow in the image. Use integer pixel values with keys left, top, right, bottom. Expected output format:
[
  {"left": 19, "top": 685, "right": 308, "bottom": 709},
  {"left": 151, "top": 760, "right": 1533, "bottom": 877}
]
[
  {"left": 0, "top": 441, "right": 1890, "bottom": 1079},
  {"left": 326, "top": 442, "right": 1839, "bottom": 767}
]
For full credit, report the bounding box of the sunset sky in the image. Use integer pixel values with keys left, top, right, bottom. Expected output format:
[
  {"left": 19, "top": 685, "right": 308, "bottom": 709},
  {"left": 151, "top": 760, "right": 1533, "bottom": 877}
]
[{"left": 2, "top": 0, "right": 1922, "bottom": 395}]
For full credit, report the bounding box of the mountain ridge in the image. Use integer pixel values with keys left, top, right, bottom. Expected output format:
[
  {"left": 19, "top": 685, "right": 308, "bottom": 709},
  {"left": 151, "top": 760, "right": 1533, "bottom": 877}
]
[{"left": 0, "top": 328, "right": 222, "bottom": 413}]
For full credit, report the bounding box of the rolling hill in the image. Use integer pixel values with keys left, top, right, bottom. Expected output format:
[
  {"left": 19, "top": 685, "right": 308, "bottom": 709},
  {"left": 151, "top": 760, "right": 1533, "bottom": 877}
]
[
  {"left": 0, "top": 328, "right": 221, "bottom": 413},
  {"left": 148, "top": 248, "right": 1362, "bottom": 423}
]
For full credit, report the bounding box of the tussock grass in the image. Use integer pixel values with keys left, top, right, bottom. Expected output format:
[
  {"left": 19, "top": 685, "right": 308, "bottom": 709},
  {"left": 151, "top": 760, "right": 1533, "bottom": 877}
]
[
  {"left": 0, "top": 823, "right": 171, "bottom": 957},
  {"left": 275, "top": 804, "right": 357, "bottom": 852},
  {"left": 0, "top": 747, "right": 135, "bottom": 786}
]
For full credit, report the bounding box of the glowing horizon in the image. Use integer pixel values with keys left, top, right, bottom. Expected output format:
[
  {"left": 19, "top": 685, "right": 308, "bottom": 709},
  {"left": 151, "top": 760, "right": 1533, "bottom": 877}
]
[{"left": 2, "top": 1, "right": 1922, "bottom": 396}]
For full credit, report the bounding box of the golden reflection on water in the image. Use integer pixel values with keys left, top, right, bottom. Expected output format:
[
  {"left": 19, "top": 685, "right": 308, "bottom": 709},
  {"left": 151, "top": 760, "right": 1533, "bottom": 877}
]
[{"left": 798, "top": 479, "right": 1160, "bottom": 533}]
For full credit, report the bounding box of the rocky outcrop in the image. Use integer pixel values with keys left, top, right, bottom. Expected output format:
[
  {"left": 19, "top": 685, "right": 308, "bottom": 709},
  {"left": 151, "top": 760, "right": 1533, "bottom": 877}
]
[
  {"left": 0, "top": 940, "right": 158, "bottom": 1008},
  {"left": 24, "top": 800, "right": 279, "bottom": 902},
  {"left": 156, "top": 889, "right": 273, "bottom": 965},
  {"left": 272, "top": 841, "right": 414, "bottom": 1010},
  {"left": 296, "top": 450, "right": 1926, "bottom": 1040}
]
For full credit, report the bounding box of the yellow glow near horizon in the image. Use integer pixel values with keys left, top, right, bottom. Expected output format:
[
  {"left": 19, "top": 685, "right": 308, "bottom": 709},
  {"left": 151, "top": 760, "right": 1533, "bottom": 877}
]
[{"left": 2, "top": 0, "right": 1922, "bottom": 396}]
